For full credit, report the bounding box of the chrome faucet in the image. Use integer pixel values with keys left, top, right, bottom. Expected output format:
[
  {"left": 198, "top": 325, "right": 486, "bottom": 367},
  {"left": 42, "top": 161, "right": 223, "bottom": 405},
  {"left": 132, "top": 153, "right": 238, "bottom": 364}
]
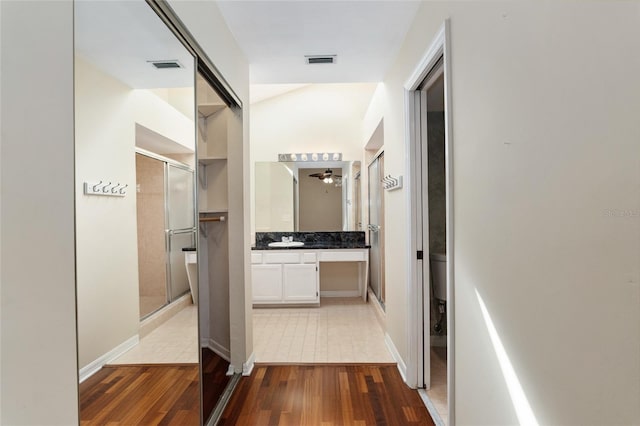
[{"left": 281, "top": 236, "right": 294, "bottom": 243}]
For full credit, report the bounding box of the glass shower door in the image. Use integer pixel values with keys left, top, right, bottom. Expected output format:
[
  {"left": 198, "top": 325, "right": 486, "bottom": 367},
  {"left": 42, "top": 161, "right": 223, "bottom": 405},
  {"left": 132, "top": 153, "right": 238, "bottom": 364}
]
[
  {"left": 167, "top": 164, "right": 196, "bottom": 301},
  {"left": 368, "top": 153, "right": 385, "bottom": 305}
]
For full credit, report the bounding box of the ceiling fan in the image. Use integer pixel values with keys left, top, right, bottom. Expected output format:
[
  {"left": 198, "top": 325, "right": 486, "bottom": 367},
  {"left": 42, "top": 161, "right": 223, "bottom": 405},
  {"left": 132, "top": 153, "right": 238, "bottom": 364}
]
[{"left": 309, "top": 168, "right": 342, "bottom": 182}]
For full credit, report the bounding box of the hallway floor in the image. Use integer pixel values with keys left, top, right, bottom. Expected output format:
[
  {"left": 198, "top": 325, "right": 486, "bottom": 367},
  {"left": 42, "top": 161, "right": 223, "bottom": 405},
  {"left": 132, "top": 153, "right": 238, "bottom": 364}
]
[
  {"left": 221, "top": 364, "right": 434, "bottom": 425},
  {"left": 425, "top": 345, "right": 448, "bottom": 424},
  {"left": 253, "top": 297, "right": 394, "bottom": 363},
  {"left": 109, "top": 305, "right": 198, "bottom": 364}
]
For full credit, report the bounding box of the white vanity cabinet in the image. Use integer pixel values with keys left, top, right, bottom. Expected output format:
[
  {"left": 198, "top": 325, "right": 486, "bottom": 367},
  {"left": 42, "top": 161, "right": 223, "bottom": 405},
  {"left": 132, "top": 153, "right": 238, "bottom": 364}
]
[{"left": 251, "top": 251, "right": 319, "bottom": 305}]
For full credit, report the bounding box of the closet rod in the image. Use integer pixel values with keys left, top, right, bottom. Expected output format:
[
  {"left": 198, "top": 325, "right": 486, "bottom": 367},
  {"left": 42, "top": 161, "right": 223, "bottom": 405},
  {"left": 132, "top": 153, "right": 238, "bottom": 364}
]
[{"left": 199, "top": 216, "right": 226, "bottom": 222}]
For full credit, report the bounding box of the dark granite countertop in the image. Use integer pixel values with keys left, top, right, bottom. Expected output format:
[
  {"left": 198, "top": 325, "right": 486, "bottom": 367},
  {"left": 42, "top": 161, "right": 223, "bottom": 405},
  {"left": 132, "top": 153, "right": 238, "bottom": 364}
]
[
  {"left": 182, "top": 247, "right": 196, "bottom": 252},
  {"left": 252, "top": 231, "right": 369, "bottom": 250},
  {"left": 252, "top": 242, "right": 370, "bottom": 250}
]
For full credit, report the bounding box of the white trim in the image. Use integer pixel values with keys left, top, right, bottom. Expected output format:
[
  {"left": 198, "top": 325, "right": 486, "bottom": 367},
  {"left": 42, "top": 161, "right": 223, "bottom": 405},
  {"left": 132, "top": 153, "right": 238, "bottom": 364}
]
[
  {"left": 203, "top": 338, "right": 231, "bottom": 362},
  {"left": 404, "top": 19, "right": 455, "bottom": 425},
  {"left": 320, "top": 290, "right": 360, "bottom": 298},
  {"left": 443, "top": 20, "right": 456, "bottom": 426},
  {"left": 384, "top": 333, "right": 407, "bottom": 382},
  {"left": 226, "top": 365, "right": 236, "bottom": 376},
  {"left": 78, "top": 335, "right": 139, "bottom": 383},
  {"left": 404, "top": 24, "right": 447, "bottom": 91},
  {"left": 242, "top": 351, "right": 256, "bottom": 376}
]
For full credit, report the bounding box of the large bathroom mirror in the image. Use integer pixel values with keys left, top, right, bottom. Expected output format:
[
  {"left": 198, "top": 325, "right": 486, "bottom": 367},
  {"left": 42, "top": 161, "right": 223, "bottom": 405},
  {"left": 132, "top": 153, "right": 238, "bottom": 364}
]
[
  {"left": 255, "top": 161, "right": 361, "bottom": 232},
  {"left": 74, "top": 2, "right": 233, "bottom": 424}
]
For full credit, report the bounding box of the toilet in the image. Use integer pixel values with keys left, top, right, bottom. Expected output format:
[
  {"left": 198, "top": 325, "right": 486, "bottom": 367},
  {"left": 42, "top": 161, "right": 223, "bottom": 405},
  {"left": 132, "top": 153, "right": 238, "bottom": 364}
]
[{"left": 429, "top": 253, "right": 447, "bottom": 301}]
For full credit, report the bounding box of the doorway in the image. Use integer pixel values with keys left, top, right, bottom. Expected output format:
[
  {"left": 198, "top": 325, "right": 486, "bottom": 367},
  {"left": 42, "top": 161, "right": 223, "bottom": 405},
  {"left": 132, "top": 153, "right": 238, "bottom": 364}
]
[
  {"left": 406, "top": 21, "right": 453, "bottom": 426},
  {"left": 419, "top": 59, "right": 448, "bottom": 423}
]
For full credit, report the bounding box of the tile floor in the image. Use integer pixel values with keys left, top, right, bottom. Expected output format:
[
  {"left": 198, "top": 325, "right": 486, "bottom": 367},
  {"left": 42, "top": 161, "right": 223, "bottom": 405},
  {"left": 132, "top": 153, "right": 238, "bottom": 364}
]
[
  {"left": 426, "top": 345, "right": 448, "bottom": 424},
  {"left": 109, "top": 305, "right": 198, "bottom": 365},
  {"left": 253, "top": 297, "right": 395, "bottom": 363}
]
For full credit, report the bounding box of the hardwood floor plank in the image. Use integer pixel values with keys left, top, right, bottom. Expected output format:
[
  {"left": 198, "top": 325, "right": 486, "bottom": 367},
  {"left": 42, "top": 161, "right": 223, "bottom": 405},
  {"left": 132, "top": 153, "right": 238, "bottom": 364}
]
[{"left": 220, "top": 364, "right": 434, "bottom": 425}]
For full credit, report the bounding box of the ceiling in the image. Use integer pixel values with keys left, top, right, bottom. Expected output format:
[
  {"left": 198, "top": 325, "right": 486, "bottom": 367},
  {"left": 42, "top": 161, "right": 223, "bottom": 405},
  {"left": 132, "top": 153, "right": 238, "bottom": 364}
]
[
  {"left": 74, "top": 1, "right": 422, "bottom": 88},
  {"left": 216, "top": 1, "right": 422, "bottom": 84},
  {"left": 75, "top": 1, "right": 194, "bottom": 89}
]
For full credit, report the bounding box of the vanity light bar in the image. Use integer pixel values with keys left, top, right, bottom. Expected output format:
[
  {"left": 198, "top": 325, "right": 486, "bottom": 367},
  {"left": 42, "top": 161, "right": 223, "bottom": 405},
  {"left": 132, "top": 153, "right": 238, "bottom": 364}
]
[{"left": 278, "top": 152, "right": 342, "bottom": 162}]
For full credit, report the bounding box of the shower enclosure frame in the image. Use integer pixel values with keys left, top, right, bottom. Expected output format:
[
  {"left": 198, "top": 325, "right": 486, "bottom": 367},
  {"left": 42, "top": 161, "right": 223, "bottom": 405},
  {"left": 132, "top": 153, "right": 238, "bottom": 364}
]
[{"left": 136, "top": 148, "right": 196, "bottom": 320}]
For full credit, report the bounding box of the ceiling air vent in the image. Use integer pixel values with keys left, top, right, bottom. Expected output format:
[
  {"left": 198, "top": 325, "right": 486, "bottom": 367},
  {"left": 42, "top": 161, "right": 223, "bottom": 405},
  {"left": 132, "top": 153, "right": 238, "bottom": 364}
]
[
  {"left": 305, "top": 55, "right": 337, "bottom": 65},
  {"left": 148, "top": 60, "right": 182, "bottom": 69}
]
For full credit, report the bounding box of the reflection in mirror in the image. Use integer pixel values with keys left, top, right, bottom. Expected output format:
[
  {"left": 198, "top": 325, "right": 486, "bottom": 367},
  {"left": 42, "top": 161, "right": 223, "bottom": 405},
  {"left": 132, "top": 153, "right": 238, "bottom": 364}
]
[
  {"left": 255, "top": 161, "right": 361, "bottom": 232},
  {"left": 196, "top": 73, "right": 234, "bottom": 423},
  {"left": 74, "top": 1, "right": 201, "bottom": 423}
]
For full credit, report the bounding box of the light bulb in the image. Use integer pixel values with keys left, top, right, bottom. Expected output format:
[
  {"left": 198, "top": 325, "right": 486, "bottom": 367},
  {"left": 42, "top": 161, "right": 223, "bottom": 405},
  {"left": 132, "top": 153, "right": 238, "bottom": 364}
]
[
  {"left": 332, "top": 153, "right": 340, "bottom": 161},
  {"left": 301, "top": 154, "right": 308, "bottom": 161},
  {"left": 311, "top": 153, "right": 318, "bottom": 161},
  {"left": 290, "top": 153, "right": 297, "bottom": 161},
  {"left": 322, "top": 153, "right": 329, "bottom": 161}
]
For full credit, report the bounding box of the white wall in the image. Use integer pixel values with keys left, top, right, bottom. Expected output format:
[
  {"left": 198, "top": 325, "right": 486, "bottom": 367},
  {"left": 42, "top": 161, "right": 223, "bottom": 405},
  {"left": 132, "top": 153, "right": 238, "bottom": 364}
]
[
  {"left": 371, "top": 2, "right": 640, "bottom": 424},
  {"left": 0, "top": 1, "right": 78, "bottom": 424},
  {"left": 250, "top": 83, "right": 376, "bottom": 238},
  {"left": 75, "top": 56, "right": 142, "bottom": 369},
  {"left": 75, "top": 56, "right": 197, "bottom": 370},
  {"left": 0, "top": 1, "right": 251, "bottom": 422}
]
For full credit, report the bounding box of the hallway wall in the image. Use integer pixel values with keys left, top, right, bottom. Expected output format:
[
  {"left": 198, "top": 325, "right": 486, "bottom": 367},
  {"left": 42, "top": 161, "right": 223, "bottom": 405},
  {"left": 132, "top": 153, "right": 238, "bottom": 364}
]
[
  {"left": 1, "top": 0, "right": 251, "bottom": 421},
  {"left": 0, "top": 1, "right": 78, "bottom": 424},
  {"left": 369, "top": 2, "right": 640, "bottom": 424}
]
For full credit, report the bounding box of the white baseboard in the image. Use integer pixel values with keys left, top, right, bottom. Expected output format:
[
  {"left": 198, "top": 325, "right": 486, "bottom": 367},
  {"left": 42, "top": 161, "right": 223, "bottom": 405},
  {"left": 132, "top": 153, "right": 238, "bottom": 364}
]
[
  {"left": 226, "top": 365, "right": 235, "bottom": 376},
  {"left": 243, "top": 352, "right": 256, "bottom": 376},
  {"left": 384, "top": 333, "right": 407, "bottom": 382},
  {"left": 202, "top": 338, "right": 230, "bottom": 362},
  {"left": 320, "top": 290, "right": 360, "bottom": 298},
  {"left": 79, "top": 335, "right": 139, "bottom": 383}
]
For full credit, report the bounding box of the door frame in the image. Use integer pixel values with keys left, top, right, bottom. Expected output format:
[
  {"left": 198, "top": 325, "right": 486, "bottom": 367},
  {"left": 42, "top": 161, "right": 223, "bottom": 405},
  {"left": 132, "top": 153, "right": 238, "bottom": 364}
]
[{"left": 404, "top": 20, "right": 455, "bottom": 424}]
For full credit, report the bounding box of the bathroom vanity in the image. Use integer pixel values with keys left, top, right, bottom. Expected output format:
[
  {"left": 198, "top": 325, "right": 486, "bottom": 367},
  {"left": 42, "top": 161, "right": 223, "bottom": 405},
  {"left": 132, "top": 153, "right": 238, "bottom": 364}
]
[{"left": 251, "top": 232, "right": 369, "bottom": 306}]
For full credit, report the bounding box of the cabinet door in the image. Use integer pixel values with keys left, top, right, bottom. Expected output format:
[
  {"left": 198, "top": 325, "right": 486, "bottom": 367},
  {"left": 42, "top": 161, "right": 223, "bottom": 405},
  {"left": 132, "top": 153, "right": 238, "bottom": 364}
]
[
  {"left": 283, "top": 264, "right": 318, "bottom": 302},
  {"left": 252, "top": 264, "right": 283, "bottom": 302}
]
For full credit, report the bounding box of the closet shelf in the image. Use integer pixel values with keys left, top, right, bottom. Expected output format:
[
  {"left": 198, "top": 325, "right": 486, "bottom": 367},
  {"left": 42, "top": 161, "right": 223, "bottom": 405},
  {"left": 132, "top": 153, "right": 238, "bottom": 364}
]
[
  {"left": 198, "top": 104, "right": 225, "bottom": 118},
  {"left": 199, "top": 209, "right": 228, "bottom": 214},
  {"left": 199, "top": 157, "right": 227, "bottom": 165}
]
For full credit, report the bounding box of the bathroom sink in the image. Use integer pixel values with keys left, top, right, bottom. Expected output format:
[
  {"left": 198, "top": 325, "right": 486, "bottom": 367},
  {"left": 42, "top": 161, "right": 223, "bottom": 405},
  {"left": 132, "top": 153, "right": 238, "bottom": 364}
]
[{"left": 268, "top": 241, "right": 304, "bottom": 248}]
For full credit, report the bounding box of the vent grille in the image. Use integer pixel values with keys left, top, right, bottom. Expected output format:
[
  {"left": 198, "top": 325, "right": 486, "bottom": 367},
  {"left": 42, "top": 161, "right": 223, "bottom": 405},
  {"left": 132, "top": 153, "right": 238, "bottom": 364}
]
[
  {"left": 148, "top": 60, "right": 182, "bottom": 69},
  {"left": 305, "top": 55, "right": 336, "bottom": 65}
]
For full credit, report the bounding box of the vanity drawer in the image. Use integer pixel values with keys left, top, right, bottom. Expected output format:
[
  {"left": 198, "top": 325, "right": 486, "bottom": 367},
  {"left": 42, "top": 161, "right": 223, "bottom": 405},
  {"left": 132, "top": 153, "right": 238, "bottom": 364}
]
[
  {"left": 251, "top": 253, "right": 263, "bottom": 264},
  {"left": 264, "top": 252, "right": 301, "bottom": 264},
  {"left": 319, "top": 250, "right": 366, "bottom": 262},
  {"left": 302, "top": 253, "right": 317, "bottom": 263}
]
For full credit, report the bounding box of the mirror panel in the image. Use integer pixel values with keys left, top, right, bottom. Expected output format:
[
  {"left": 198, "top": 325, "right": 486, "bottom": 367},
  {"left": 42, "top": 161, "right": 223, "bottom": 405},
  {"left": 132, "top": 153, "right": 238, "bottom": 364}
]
[
  {"left": 255, "top": 161, "right": 361, "bottom": 232},
  {"left": 74, "top": 1, "right": 206, "bottom": 423}
]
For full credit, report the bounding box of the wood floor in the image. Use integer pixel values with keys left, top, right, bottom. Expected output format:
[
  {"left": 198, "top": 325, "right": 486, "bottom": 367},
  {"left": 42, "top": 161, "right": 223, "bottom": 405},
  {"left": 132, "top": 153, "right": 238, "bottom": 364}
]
[
  {"left": 79, "top": 365, "right": 200, "bottom": 425},
  {"left": 81, "top": 362, "right": 434, "bottom": 425},
  {"left": 81, "top": 348, "right": 231, "bottom": 425},
  {"left": 220, "top": 364, "right": 434, "bottom": 425}
]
